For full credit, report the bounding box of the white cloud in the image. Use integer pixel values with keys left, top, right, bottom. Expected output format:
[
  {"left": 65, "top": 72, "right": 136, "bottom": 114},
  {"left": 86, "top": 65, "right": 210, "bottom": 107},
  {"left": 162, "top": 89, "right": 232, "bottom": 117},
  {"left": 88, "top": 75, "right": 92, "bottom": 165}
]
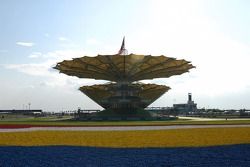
[
  {"left": 16, "top": 42, "right": 34, "bottom": 47},
  {"left": 44, "top": 33, "right": 50, "bottom": 37},
  {"left": 29, "top": 52, "right": 42, "bottom": 58},
  {"left": 57, "top": 37, "right": 81, "bottom": 49},
  {"left": 86, "top": 38, "right": 99, "bottom": 45},
  {"left": 29, "top": 55, "right": 39, "bottom": 58},
  {"left": 3, "top": 49, "right": 99, "bottom": 89},
  {"left": 42, "top": 50, "right": 85, "bottom": 59},
  {"left": 58, "top": 37, "right": 68, "bottom": 41},
  {"left": 5, "top": 63, "right": 50, "bottom": 76}
]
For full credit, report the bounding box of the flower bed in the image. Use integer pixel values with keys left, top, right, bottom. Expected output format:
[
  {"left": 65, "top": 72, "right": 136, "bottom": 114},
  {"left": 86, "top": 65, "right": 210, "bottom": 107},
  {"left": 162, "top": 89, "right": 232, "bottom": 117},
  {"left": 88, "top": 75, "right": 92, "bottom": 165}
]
[
  {"left": 0, "top": 127, "right": 249, "bottom": 147},
  {"left": 0, "top": 144, "right": 250, "bottom": 167}
]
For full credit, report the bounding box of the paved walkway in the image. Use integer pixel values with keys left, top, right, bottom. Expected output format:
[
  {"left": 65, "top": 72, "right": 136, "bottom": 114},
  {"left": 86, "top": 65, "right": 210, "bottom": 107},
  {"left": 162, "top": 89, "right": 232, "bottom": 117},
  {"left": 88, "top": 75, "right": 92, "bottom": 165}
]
[
  {"left": 179, "top": 116, "right": 250, "bottom": 121},
  {"left": 1, "top": 124, "right": 250, "bottom": 132}
]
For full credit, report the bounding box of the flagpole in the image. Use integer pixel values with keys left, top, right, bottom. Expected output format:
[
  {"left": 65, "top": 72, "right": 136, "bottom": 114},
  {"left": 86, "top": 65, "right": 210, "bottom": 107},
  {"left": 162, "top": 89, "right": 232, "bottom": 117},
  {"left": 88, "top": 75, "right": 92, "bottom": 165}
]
[{"left": 123, "top": 37, "right": 126, "bottom": 79}]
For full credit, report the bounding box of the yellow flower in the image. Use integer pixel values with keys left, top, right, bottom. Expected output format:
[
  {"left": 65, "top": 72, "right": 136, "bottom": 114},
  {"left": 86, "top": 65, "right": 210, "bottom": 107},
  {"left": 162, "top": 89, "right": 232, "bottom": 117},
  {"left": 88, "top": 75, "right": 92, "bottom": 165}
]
[{"left": 0, "top": 128, "right": 249, "bottom": 147}]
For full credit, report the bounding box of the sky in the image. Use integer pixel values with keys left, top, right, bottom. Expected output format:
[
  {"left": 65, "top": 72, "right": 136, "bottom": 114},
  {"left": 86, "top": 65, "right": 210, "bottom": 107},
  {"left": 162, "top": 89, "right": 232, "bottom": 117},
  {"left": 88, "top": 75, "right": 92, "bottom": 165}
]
[{"left": 0, "top": 0, "right": 250, "bottom": 112}]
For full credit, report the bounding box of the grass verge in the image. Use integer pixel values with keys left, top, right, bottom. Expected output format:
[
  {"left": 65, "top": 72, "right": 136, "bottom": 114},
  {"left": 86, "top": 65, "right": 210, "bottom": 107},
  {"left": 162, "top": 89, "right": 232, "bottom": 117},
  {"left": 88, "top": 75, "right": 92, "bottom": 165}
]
[{"left": 0, "top": 119, "right": 250, "bottom": 126}]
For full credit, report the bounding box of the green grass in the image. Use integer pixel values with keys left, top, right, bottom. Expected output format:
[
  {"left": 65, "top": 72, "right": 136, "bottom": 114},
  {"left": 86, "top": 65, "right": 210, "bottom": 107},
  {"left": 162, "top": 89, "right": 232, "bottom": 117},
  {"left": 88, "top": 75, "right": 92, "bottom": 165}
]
[
  {"left": 0, "top": 117, "right": 250, "bottom": 126},
  {"left": 1, "top": 113, "right": 250, "bottom": 126}
]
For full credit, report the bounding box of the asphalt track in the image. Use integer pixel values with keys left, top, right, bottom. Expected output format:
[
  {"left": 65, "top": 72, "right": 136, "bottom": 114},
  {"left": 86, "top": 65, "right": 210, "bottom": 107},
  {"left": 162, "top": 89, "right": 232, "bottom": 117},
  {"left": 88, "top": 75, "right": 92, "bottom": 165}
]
[{"left": 1, "top": 124, "right": 250, "bottom": 132}]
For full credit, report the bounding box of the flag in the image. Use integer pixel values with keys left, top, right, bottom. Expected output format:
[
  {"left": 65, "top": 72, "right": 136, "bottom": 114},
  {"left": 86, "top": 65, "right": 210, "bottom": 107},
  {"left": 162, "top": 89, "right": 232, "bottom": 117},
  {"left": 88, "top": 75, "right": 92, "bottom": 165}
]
[{"left": 118, "top": 37, "right": 125, "bottom": 55}]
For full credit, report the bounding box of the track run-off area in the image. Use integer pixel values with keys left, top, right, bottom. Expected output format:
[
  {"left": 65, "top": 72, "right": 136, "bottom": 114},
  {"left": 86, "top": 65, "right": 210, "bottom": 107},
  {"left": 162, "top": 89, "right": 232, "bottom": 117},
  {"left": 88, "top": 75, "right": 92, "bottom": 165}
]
[{"left": 0, "top": 124, "right": 250, "bottom": 132}]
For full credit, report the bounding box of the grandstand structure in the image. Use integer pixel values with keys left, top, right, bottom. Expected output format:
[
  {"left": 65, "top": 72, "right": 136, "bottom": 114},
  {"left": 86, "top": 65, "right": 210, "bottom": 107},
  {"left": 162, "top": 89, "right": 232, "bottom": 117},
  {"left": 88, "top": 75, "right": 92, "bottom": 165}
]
[{"left": 54, "top": 38, "right": 194, "bottom": 113}]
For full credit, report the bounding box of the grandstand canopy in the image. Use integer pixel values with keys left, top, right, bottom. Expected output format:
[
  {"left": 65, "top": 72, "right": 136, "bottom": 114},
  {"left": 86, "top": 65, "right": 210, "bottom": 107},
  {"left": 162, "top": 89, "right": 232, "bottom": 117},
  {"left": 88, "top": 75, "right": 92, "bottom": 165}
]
[
  {"left": 54, "top": 54, "right": 194, "bottom": 82},
  {"left": 79, "top": 83, "right": 170, "bottom": 108}
]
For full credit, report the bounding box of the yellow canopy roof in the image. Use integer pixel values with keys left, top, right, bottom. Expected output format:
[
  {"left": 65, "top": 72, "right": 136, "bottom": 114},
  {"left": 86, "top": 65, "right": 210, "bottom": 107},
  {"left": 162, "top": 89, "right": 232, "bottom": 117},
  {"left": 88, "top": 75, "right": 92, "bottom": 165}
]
[
  {"left": 79, "top": 83, "right": 170, "bottom": 108},
  {"left": 54, "top": 54, "right": 194, "bottom": 82}
]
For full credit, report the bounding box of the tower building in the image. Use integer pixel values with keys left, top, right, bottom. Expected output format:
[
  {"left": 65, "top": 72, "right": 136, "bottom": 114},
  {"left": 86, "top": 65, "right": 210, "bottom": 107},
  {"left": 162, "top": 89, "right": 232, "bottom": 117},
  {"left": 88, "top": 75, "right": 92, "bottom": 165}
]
[{"left": 54, "top": 39, "right": 195, "bottom": 113}]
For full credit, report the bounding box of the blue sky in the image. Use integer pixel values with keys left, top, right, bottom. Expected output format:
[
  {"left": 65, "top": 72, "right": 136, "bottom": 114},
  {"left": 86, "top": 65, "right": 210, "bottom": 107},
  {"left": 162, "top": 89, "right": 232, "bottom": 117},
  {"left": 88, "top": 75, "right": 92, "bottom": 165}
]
[{"left": 0, "top": 0, "right": 250, "bottom": 111}]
